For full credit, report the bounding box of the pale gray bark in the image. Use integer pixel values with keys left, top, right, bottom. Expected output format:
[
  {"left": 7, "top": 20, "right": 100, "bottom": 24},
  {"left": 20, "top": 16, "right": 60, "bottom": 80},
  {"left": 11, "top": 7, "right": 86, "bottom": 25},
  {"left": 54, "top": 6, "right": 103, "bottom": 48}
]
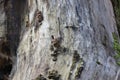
[{"left": 0, "top": 0, "right": 120, "bottom": 80}]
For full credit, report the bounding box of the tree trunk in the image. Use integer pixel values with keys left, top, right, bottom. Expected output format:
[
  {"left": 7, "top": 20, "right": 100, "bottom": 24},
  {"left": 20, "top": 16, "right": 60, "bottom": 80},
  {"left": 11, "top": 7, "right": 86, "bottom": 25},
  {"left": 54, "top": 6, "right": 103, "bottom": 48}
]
[{"left": 0, "top": 0, "right": 120, "bottom": 80}]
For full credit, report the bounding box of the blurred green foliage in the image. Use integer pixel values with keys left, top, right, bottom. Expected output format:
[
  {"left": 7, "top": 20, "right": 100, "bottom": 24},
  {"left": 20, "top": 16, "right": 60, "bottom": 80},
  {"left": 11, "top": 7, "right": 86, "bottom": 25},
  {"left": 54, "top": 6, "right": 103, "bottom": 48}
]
[
  {"left": 111, "top": 0, "right": 120, "bottom": 35},
  {"left": 113, "top": 33, "right": 120, "bottom": 66}
]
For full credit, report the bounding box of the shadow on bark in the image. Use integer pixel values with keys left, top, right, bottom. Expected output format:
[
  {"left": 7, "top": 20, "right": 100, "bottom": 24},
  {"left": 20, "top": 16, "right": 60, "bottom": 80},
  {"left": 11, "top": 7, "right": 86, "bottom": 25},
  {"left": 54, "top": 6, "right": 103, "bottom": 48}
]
[{"left": 0, "top": 0, "right": 28, "bottom": 79}]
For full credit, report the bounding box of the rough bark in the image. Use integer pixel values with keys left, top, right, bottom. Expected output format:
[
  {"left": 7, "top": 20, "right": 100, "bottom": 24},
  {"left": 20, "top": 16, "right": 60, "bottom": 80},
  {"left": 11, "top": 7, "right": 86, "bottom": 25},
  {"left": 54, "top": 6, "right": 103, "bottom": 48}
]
[{"left": 0, "top": 0, "right": 120, "bottom": 80}]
